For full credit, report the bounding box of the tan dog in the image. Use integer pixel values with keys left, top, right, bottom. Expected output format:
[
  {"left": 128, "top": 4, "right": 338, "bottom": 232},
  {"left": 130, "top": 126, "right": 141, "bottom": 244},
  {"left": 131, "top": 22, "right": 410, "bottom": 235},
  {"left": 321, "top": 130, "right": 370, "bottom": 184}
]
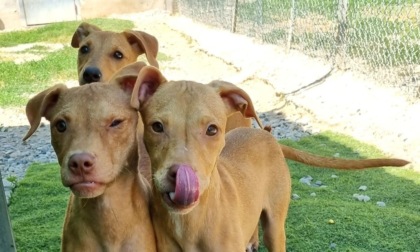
[
  {"left": 23, "top": 64, "right": 157, "bottom": 251},
  {"left": 130, "top": 66, "right": 409, "bottom": 252},
  {"left": 71, "top": 22, "right": 159, "bottom": 85}
]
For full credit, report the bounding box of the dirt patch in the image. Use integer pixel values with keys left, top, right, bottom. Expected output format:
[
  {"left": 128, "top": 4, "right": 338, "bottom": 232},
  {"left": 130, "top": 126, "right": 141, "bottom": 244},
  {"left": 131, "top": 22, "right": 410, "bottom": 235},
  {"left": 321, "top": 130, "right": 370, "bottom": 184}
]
[{"left": 0, "top": 42, "right": 64, "bottom": 63}]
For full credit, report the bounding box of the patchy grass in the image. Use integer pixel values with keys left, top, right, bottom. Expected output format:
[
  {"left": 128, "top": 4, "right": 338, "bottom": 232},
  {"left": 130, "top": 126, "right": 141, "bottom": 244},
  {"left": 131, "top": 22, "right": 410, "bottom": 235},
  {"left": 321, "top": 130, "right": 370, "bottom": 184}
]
[
  {"left": 9, "top": 132, "right": 419, "bottom": 251},
  {"left": 0, "top": 46, "right": 77, "bottom": 107},
  {"left": 0, "top": 18, "right": 133, "bottom": 108},
  {"left": 0, "top": 18, "right": 172, "bottom": 108},
  {"left": 0, "top": 18, "right": 134, "bottom": 47}
]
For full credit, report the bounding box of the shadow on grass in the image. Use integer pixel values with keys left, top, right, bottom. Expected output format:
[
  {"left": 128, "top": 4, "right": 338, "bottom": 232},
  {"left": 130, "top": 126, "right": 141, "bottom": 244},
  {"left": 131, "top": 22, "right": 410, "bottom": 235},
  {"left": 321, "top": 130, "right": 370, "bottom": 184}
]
[{"left": 3, "top": 110, "right": 419, "bottom": 251}]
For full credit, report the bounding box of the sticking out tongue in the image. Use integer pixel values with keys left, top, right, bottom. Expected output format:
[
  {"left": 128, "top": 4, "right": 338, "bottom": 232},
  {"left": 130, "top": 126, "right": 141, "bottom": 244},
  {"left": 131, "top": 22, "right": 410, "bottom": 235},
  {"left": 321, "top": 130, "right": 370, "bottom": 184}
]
[{"left": 171, "top": 165, "right": 199, "bottom": 207}]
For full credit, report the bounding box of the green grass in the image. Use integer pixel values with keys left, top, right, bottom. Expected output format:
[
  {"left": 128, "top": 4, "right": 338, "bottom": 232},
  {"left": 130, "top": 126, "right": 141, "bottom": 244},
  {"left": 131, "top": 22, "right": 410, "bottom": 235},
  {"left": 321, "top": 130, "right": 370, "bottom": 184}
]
[
  {"left": 8, "top": 163, "right": 68, "bottom": 251},
  {"left": 9, "top": 132, "right": 420, "bottom": 251},
  {"left": 0, "top": 46, "right": 77, "bottom": 107},
  {"left": 260, "top": 132, "right": 420, "bottom": 251}
]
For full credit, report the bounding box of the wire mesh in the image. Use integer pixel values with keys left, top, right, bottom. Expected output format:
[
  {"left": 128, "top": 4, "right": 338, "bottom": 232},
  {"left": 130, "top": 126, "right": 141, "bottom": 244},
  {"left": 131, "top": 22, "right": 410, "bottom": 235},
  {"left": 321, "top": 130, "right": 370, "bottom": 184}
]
[{"left": 176, "top": 0, "right": 420, "bottom": 98}]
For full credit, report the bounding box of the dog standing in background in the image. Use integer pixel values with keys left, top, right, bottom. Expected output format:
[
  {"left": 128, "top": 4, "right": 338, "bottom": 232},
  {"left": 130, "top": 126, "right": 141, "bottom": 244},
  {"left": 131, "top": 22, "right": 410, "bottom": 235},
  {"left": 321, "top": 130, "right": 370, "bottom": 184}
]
[{"left": 71, "top": 22, "right": 159, "bottom": 85}]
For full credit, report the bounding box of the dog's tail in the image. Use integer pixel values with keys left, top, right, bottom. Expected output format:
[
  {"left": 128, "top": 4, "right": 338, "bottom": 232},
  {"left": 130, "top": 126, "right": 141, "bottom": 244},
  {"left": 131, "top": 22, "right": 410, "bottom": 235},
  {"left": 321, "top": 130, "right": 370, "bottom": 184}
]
[{"left": 280, "top": 144, "right": 409, "bottom": 169}]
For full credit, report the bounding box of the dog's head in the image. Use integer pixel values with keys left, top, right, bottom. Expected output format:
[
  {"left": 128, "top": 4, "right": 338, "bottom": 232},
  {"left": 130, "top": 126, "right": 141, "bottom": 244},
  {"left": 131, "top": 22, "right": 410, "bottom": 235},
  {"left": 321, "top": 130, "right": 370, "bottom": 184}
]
[
  {"left": 71, "top": 22, "right": 159, "bottom": 85},
  {"left": 130, "top": 66, "right": 260, "bottom": 214},
  {"left": 23, "top": 64, "right": 142, "bottom": 198}
]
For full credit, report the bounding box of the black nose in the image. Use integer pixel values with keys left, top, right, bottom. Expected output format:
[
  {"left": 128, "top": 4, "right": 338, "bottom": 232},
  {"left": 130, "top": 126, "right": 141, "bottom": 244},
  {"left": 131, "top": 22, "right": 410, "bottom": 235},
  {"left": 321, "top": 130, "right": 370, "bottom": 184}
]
[{"left": 82, "top": 67, "right": 102, "bottom": 83}]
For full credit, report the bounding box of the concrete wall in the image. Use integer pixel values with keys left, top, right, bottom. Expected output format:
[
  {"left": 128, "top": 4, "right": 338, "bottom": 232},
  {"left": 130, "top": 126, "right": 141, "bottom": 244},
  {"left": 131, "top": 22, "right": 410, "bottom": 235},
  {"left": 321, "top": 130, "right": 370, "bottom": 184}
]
[{"left": 80, "top": 0, "right": 164, "bottom": 19}]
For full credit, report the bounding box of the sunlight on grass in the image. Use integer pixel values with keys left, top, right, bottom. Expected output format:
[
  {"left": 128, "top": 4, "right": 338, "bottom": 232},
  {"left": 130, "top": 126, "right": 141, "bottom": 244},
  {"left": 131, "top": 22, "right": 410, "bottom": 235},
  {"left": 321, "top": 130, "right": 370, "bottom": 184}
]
[
  {"left": 384, "top": 168, "right": 420, "bottom": 185},
  {"left": 0, "top": 46, "right": 77, "bottom": 107}
]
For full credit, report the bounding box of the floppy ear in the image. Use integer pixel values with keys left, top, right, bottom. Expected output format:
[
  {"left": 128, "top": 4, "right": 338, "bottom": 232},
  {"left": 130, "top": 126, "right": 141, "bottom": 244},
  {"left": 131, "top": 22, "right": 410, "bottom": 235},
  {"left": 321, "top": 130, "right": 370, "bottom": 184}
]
[
  {"left": 23, "top": 84, "right": 68, "bottom": 141},
  {"left": 109, "top": 61, "right": 147, "bottom": 93},
  {"left": 131, "top": 66, "right": 167, "bottom": 110},
  {"left": 71, "top": 22, "right": 101, "bottom": 48},
  {"left": 123, "top": 30, "right": 159, "bottom": 68},
  {"left": 208, "top": 80, "right": 264, "bottom": 129}
]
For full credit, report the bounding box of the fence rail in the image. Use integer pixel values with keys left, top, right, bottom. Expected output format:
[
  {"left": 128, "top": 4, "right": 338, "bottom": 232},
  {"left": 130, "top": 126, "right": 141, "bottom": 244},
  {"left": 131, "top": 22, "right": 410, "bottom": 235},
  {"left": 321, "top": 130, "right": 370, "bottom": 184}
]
[{"left": 176, "top": 0, "right": 420, "bottom": 99}]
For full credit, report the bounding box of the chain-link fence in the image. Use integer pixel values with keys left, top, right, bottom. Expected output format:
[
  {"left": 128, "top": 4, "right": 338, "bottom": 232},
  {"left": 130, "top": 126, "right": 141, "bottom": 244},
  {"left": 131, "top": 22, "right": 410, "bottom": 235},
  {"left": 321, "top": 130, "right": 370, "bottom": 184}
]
[{"left": 175, "top": 0, "right": 420, "bottom": 99}]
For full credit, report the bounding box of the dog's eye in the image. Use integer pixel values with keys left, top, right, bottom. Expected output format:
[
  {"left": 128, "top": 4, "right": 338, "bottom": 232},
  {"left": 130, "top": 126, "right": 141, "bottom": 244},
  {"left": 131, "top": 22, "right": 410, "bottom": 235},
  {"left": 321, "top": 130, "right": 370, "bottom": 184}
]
[
  {"left": 80, "top": 45, "right": 89, "bottom": 54},
  {"left": 151, "top": 122, "right": 164, "bottom": 133},
  {"left": 206, "top": 124, "right": 218, "bottom": 136},
  {"left": 55, "top": 120, "right": 67, "bottom": 133},
  {"left": 113, "top": 51, "right": 123, "bottom": 59},
  {"left": 110, "top": 119, "right": 123, "bottom": 128}
]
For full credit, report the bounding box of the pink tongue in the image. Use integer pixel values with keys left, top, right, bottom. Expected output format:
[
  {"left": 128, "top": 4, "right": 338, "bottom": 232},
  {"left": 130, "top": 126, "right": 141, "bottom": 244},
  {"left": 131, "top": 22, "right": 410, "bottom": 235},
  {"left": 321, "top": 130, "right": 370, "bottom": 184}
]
[{"left": 173, "top": 165, "right": 199, "bottom": 206}]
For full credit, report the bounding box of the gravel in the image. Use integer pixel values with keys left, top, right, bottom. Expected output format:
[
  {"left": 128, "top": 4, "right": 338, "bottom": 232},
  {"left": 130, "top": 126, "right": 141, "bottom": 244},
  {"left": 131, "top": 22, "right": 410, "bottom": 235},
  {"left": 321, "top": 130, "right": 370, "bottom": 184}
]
[
  {"left": 353, "top": 194, "right": 371, "bottom": 202},
  {"left": 0, "top": 108, "right": 57, "bottom": 203}
]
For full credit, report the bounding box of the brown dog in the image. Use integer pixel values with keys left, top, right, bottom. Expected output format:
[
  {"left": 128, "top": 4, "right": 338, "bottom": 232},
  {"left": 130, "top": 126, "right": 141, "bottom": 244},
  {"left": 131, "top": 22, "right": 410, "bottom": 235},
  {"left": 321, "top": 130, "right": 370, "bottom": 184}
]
[
  {"left": 130, "top": 66, "right": 409, "bottom": 252},
  {"left": 23, "top": 64, "right": 157, "bottom": 251},
  {"left": 71, "top": 22, "right": 159, "bottom": 85}
]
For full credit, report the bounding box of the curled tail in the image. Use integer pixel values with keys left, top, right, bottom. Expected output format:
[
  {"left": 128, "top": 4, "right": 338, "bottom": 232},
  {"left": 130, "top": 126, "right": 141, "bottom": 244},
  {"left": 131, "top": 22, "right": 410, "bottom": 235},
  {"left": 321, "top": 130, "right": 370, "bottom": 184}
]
[{"left": 280, "top": 144, "right": 409, "bottom": 169}]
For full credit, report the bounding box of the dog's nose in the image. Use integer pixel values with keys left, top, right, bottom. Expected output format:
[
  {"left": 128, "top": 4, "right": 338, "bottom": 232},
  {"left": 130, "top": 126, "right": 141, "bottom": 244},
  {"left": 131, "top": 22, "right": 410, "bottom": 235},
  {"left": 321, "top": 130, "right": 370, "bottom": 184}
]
[
  {"left": 68, "top": 153, "right": 96, "bottom": 175},
  {"left": 83, "top": 67, "right": 102, "bottom": 83}
]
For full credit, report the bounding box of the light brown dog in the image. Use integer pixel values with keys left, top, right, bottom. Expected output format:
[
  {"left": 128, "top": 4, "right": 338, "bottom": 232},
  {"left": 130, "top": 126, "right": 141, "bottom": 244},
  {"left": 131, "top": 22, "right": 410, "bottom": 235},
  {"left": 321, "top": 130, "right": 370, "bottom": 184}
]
[
  {"left": 23, "top": 64, "right": 157, "bottom": 251},
  {"left": 71, "top": 22, "right": 159, "bottom": 85},
  {"left": 130, "top": 66, "right": 409, "bottom": 252}
]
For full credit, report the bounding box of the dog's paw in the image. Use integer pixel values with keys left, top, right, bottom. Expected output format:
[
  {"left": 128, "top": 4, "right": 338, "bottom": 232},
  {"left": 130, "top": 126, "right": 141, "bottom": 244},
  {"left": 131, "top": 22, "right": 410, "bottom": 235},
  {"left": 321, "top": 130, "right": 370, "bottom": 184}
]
[{"left": 246, "top": 242, "right": 259, "bottom": 252}]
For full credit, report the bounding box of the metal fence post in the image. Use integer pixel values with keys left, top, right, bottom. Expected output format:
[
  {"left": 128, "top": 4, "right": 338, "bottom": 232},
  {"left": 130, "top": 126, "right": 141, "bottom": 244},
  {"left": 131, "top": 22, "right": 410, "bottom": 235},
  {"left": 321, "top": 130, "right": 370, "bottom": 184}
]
[
  {"left": 0, "top": 171, "right": 17, "bottom": 252},
  {"left": 286, "top": 0, "right": 296, "bottom": 53},
  {"left": 336, "top": 0, "right": 349, "bottom": 70},
  {"left": 257, "top": 0, "right": 263, "bottom": 38},
  {"left": 231, "top": 0, "right": 238, "bottom": 33}
]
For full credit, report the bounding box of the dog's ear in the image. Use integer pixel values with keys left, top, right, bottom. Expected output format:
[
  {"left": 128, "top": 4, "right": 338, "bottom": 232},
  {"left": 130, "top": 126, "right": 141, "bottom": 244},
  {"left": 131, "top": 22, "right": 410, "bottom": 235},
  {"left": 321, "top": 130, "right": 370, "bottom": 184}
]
[
  {"left": 208, "top": 80, "right": 264, "bottom": 129},
  {"left": 110, "top": 62, "right": 147, "bottom": 93},
  {"left": 123, "top": 31, "right": 159, "bottom": 69},
  {"left": 71, "top": 22, "right": 101, "bottom": 48},
  {"left": 131, "top": 66, "right": 167, "bottom": 110},
  {"left": 23, "top": 84, "right": 68, "bottom": 141}
]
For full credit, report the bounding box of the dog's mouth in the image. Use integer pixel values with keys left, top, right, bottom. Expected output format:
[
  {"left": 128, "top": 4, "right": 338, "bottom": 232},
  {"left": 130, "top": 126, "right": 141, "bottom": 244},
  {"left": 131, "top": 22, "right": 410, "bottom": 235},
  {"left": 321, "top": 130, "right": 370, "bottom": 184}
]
[
  {"left": 162, "top": 191, "right": 199, "bottom": 211},
  {"left": 68, "top": 181, "right": 105, "bottom": 198},
  {"left": 161, "top": 165, "right": 200, "bottom": 211}
]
